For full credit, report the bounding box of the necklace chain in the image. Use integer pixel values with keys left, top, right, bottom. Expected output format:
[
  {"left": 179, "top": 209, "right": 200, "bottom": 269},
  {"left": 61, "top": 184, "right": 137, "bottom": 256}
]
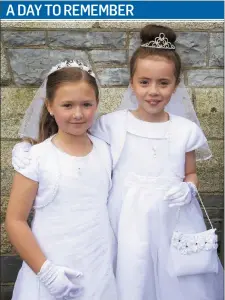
[{"left": 151, "top": 120, "right": 172, "bottom": 159}]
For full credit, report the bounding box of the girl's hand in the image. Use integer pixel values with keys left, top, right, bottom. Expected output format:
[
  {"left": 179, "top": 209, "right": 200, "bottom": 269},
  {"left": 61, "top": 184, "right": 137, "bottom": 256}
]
[
  {"left": 12, "top": 141, "right": 32, "bottom": 169},
  {"left": 164, "top": 182, "right": 197, "bottom": 208},
  {"left": 38, "top": 260, "right": 83, "bottom": 299}
]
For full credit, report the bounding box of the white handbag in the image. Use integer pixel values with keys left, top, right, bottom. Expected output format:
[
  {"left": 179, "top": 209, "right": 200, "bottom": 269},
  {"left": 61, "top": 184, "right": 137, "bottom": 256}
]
[{"left": 168, "top": 189, "right": 219, "bottom": 277}]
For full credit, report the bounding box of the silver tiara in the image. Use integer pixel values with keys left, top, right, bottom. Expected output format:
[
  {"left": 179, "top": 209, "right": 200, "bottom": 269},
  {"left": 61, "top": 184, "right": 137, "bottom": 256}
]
[
  {"left": 141, "top": 33, "right": 175, "bottom": 50},
  {"left": 48, "top": 59, "right": 96, "bottom": 78}
]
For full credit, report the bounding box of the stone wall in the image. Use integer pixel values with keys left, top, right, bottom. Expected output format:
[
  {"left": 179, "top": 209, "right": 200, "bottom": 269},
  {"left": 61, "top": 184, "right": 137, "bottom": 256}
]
[{"left": 1, "top": 21, "right": 224, "bottom": 299}]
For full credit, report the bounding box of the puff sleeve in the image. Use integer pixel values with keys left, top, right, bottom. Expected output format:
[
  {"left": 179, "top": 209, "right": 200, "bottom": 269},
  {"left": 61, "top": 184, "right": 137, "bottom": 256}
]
[
  {"left": 186, "top": 122, "right": 207, "bottom": 153},
  {"left": 13, "top": 146, "right": 39, "bottom": 182}
]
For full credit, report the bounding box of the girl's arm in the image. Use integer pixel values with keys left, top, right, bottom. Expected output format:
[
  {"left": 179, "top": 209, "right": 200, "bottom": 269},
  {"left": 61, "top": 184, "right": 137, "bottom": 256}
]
[
  {"left": 6, "top": 173, "right": 84, "bottom": 299},
  {"left": 5, "top": 172, "right": 46, "bottom": 273},
  {"left": 184, "top": 150, "right": 199, "bottom": 188},
  {"left": 165, "top": 151, "right": 199, "bottom": 207}
]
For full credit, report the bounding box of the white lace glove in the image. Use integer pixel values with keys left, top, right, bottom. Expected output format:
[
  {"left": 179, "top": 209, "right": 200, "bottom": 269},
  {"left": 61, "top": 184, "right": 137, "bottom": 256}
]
[
  {"left": 164, "top": 182, "right": 197, "bottom": 208},
  {"left": 12, "top": 141, "right": 32, "bottom": 169},
  {"left": 37, "top": 260, "right": 83, "bottom": 300}
]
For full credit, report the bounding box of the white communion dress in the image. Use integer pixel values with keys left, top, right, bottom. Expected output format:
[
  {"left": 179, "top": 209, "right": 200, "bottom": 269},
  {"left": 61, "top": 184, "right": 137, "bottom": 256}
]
[
  {"left": 91, "top": 110, "right": 224, "bottom": 300},
  {"left": 12, "top": 135, "right": 117, "bottom": 300}
]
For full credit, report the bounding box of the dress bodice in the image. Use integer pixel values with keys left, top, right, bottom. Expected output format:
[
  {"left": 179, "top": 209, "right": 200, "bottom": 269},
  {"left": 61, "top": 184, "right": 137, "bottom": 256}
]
[{"left": 115, "top": 111, "right": 182, "bottom": 179}]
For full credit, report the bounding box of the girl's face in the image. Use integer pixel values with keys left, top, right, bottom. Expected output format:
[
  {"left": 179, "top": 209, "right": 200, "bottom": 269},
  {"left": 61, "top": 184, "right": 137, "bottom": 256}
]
[
  {"left": 47, "top": 81, "right": 98, "bottom": 137},
  {"left": 131, "top": 56, "right": 178, "bottom": 120}
]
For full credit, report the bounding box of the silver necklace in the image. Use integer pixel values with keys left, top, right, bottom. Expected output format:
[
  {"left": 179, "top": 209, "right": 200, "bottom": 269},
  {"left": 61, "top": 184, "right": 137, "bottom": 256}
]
[{"left": 150, "top": 120, "right": 172, "bottom": 159}]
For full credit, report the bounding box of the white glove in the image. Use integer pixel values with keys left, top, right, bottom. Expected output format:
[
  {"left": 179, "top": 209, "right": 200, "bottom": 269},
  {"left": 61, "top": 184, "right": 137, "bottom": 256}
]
[
  {"left": 164, "top": 182, "right": 197, "bottom": 208},
  {"left": 37, "top": 260, "right": 83, "bottom": 300},
  {"left": 12, "top": 141, "right": 32, "bottom": 169}
]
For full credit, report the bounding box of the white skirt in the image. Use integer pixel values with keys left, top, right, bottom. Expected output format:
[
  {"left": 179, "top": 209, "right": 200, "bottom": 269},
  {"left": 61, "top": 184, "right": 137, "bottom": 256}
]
[{"left": 116, "top": 173, "right": 224, "bottom": 300}]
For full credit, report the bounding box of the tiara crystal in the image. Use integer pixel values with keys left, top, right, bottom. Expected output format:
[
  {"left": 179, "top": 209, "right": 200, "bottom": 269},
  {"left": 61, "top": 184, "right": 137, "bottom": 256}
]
[
  {"left": 141, "top": 33, "right": 175, "bottom": 50},
  {"left": 48, "top": 59, "right": 96, "bottom": 78}
]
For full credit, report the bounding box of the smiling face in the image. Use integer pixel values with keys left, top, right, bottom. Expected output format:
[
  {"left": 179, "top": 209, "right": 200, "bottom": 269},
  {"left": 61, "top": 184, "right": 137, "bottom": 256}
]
[
  {"left": 131, "top": 56, "right": 178, "bottom": 121},
  {"left": 46, "top": 81, "right": 98, "bottom": 137}
]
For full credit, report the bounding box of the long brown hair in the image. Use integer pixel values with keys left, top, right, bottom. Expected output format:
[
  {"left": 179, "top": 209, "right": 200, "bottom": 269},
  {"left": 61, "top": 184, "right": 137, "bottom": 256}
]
[
  {"left": 130, "top": 24, "right": 182, "bottom": 84},
  {"left": 38, "top": 67, "right": 99, "bottom": 143}
]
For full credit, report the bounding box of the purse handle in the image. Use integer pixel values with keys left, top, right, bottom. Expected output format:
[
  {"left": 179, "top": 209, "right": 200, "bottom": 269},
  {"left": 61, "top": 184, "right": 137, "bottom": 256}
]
[{"left": 175, "top": 188, "right": 214, "bottom": 230}]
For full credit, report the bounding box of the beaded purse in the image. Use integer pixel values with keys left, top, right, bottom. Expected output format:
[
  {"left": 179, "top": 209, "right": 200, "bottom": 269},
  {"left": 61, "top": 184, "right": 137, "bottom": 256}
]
[{"left": 168, "top": 190, "right": 219, "bottom": 277}]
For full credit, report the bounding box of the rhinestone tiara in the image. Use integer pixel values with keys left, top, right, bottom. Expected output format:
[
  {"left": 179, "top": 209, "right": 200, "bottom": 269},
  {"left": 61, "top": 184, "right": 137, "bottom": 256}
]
[
  {"left": 141, "top": 33, "right": 175, "bottom": 50},
  {"left": 48, "top": 59, "right": 96, "bottom": 78}
]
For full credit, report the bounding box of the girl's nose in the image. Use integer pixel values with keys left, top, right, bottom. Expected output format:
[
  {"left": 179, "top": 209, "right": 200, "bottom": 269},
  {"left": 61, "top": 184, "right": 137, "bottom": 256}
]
[
  {"left": 148, "top": 84, "right": 159, "bottom": 95},
  {"left": 72, "top": 108, "right": 83, "bottom": 120}
]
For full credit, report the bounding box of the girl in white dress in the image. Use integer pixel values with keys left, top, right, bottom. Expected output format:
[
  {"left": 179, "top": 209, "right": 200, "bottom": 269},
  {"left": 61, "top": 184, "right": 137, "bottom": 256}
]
[
  {"left": 90, "top": 24, "right": 224, "bottom": 300},
  {"left": 12, "top": 26, "right": 223, "bottom": 300},
  {"left": 6, "top": 60, "right": 117, "bottom": 300}
]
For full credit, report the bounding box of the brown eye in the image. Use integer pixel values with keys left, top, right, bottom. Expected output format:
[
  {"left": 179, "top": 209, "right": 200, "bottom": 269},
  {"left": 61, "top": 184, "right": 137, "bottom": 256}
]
[
  {"left": 62, "top": 104, "right": 72, "bottom": 108},
  {"left": 140, "top": 80, "right": 148, "bottom": 85},
  {"left": 83, "top": 103, "right": 93, "bottom": 107},
  {"left": 160, "top": 81, "right": 169, "bottom": 86}
]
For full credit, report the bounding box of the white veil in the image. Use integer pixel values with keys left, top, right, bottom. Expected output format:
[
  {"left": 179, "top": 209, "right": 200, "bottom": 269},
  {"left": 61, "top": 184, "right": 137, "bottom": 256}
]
[
  {"left": 19, "top": 79, "right": 47, "bottom": 141},
  {"left": 117, "top": 81, "right": 212, "bottom": 161}
]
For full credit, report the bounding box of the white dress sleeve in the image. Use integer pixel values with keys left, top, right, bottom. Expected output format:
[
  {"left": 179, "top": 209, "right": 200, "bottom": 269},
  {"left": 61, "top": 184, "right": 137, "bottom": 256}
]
[
  {"left": 186, "top": 122, "right": 207, "bottom": 153},
  {"left": 90, "top": 114, "right": 111, "bottom": 145},
  {"left": 13, "top": 146, "right": 39, "bottom": 182}
]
